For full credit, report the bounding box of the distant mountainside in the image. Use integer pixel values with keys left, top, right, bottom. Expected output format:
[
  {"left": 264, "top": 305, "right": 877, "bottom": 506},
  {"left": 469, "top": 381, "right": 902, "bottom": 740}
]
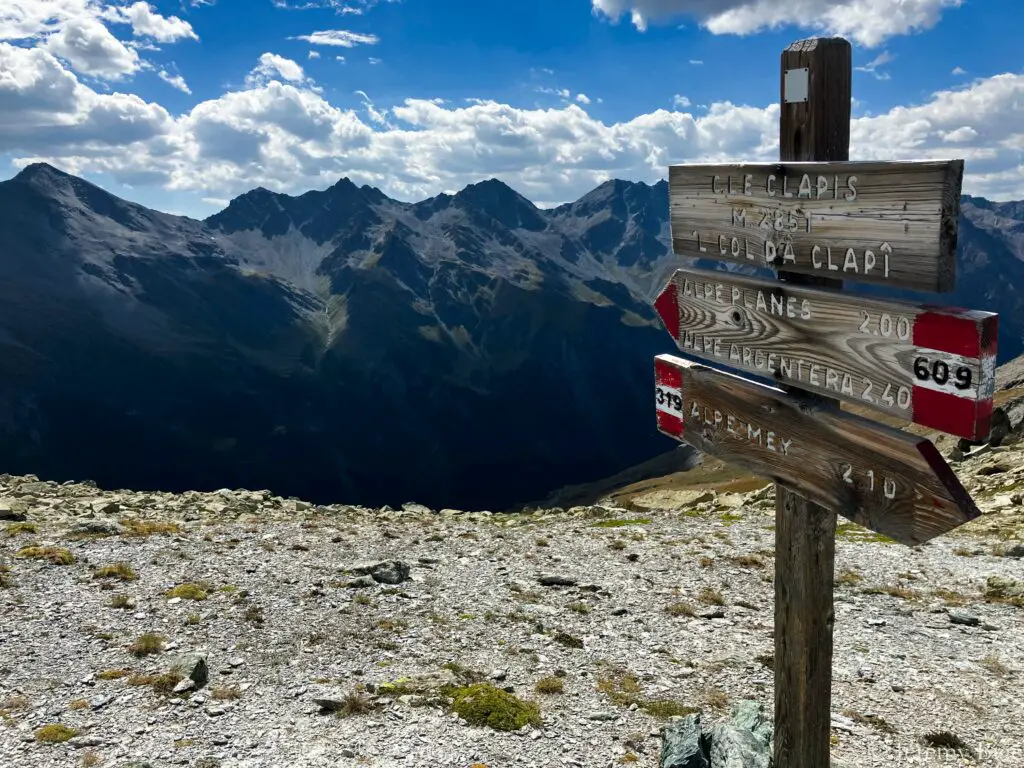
[{"left": 0, "top": 164, "right": 1021, "bottom": 508}]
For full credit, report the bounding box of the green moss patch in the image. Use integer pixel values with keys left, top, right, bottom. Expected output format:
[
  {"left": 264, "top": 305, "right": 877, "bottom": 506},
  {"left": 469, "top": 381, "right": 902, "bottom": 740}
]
[{"left": 451, "top": 683, "right": 541, "bottom": 731}]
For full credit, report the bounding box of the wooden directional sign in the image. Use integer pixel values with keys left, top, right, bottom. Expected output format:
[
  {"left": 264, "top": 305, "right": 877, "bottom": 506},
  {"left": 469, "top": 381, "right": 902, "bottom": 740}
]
[
  {"left": 654, "top": 354, "right": 980, "bottom": 545},
  {"left": 669, "top": 160, "right": 964, "bottom": 293},
  {"left": 654, "top": 268, "right": 998, "bottom": 441}
]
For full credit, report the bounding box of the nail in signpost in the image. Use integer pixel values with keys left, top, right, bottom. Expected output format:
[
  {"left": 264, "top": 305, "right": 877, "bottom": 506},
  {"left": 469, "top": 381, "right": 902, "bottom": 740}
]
[
  {"left": 652, "top": 37, "right": 994, "bottom": 768},
  {"left": 654, "top": 267, "right": 998, "bottom": 440}
]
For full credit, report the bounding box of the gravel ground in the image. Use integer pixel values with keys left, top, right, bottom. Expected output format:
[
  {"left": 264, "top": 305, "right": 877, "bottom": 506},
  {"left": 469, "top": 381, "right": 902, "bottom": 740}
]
[{"left": 0, "top": 452, "right": 1022, "bottom": 768}]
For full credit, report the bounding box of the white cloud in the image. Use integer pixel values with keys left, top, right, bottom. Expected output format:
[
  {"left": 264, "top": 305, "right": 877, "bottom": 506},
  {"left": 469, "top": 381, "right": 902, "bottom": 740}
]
[
  {"left": 335, "top": 55, "right": 346, "bottom": 63},
  {"left": 576, "top": 93, "right": 591, "bottom": 105},
  {"left": 3, "top": 42, "right": 1024, "bottom": 208},
  {"left": 308, "top": 50, "right": 321, "bottom": 59},
  {"left": 246, "top": 53, "right": 308, "bottom": 86},
  {"left": 102, "top": 2, "right": 198, "bottom": 43},
  {"left": 1, "top": 0, "right": 197, "bottom": 81},
  {"left": 952, "top": 66, "right": 966, "bottom": 75},
  {"left": 273, "top": 0, "right": 397, "bottom": 13},
  {"left": 855, "top": 50, "right": 894, "bottom": 80},
  {"left": 672, "top": 94, "right": 691, "bottom": 108},
  {"left": 158, "top": 69, "right": 191, "bottom": 94},
  {"left": 368, "top": 56, "right": 381, "bottom": 64},
  {"left": 291, "top": 29, "right": 380, "bottom": 47},
  {"left": 44, "top": 14, "right": 141, "bottom": 79},
  {"left": 688, "top": 59, "right": 702, "bottom": 65},
  {"left": 592, "top": 0, "right": 963, "bottom": 47}
]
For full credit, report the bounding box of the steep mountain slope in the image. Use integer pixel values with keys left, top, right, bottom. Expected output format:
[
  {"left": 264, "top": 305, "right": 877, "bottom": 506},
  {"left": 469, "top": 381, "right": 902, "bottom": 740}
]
[{"left": 0, "top": 163, "right": 1021, "bottom": 509}]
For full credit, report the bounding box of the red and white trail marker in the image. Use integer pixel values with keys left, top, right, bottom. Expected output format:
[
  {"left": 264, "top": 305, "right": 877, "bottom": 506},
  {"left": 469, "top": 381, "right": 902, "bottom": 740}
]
[{"left": 654, "top": 268, "right": 997, "bottom": 441}]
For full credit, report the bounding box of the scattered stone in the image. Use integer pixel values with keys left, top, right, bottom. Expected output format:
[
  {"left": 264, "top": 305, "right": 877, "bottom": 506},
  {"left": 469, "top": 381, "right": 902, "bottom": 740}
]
[
  {"left": 169, "top": 654, "right": 209, "bottom": 689},
  {"left": 69, "top": 519, "right": 125, "bottom": 536},
  {"left": 345, "top": 575, "right": 377, "bottom": 589},
  {"left": 948, "top": 609, "right": 981, "bottom": 627},
  {"left": 0, "top": 498, "right": 27, "bottom": 521},
  {"left": 537, "top": 574, "right": 577, "bottom": 587},
  {"left": 349, "top": 560, "right": 411, "bottom": 585}
]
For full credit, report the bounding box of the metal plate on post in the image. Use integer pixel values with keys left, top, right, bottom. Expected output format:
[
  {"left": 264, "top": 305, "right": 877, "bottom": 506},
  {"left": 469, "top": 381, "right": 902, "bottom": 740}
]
[{"left": 784, "top": 67, "right": 809, "bottom": 103}]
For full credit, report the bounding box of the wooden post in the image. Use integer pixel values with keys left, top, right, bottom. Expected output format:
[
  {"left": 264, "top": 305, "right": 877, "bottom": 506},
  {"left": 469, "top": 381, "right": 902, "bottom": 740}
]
[{"left": 773, "top": 37, "right": 851, "bottom": 768}]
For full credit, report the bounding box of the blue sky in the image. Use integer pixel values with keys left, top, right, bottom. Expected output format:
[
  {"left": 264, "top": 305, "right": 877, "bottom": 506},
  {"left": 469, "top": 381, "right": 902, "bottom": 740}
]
[{"left": 1, "top": 0, "right": 1023, "bottom": 218}]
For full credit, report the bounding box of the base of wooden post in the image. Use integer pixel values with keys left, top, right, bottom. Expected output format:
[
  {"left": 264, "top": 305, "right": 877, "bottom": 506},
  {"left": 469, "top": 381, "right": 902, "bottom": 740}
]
[{"left": 774, "top": 485, "right": 837, "bottom": 767}]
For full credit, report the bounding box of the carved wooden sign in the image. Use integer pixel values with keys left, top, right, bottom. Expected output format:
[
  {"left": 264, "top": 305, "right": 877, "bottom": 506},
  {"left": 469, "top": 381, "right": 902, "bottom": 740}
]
[
  {"left": 669, "top": 160, "right": 964, "bottom": 293},
  {"left": 654, "top": 268, "right": 998, "bottom": 440},
  {"left": 654, "top": 354, "right": 979, "bottom": 545}
]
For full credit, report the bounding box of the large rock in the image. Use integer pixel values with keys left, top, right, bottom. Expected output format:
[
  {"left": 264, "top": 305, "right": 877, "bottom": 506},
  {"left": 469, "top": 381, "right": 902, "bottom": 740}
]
[
  {"left": 168, "top": 654, "right": 209, "bottom": 689},
  {"left": 348, "top": 560, "right": 411, "bottom": 585},
  {"left": 0, "top": 498, "right": 28, "bottom": 521},
  {"left": 660, "top": 714, "right": 709, "bottom": 768}
]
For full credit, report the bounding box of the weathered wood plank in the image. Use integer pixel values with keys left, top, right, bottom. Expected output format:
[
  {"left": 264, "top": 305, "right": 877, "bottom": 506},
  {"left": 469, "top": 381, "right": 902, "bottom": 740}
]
[
  {"left": 668, "top": 159, "right": 964, "bottom": 293},
  {"left": 654, "top": 353, "right": 980, "bottom": 545},
  {"left": 654, "top": 267, "right": 998, "bottom": 440}
]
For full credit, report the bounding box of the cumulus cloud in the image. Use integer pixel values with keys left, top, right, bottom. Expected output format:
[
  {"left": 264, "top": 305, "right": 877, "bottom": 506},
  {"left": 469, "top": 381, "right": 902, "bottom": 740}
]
[
  {"left": 672, "top": 94, "right": 691, "bottom": 108},
  {"left": 855, "top": 50, "right": 894, "bottom": 80},
  {"left": 1, "top": 0, "right": 197, "bottom": 81},
  {"left": 158, "top": 69, "right": 191, "bottom": 94},
  {"left": 246, "top": 53, "right": 309, "bottom": 86},
  {"left": 2, "top": 41, "right": 1024, "bottom": 207},
  {"left": 592, "top": 0, "right": 963, "bottom": 46},
  {"left": 291, "top": 29, "right": 380, "bottom": 47}
]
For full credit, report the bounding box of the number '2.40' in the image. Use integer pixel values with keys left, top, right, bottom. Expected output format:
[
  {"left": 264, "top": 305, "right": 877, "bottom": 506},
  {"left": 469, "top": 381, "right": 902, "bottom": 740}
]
[{"left": 913, "top": 357, "right": 973, "bottom": 390}]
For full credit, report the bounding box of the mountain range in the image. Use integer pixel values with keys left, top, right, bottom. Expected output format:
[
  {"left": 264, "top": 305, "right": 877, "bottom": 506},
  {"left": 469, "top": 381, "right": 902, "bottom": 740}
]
[{"left": 0, "top": 164, "right": 1021, "bottom": 509}]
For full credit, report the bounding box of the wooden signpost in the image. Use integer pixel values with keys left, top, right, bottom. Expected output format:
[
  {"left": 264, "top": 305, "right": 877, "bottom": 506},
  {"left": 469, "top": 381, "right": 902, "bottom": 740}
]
[
  {"left": 654, "top": 267, "right": 998, "bottom": 439},
  {"left": 651, "top": 37, "right": 996, "bottom": 768},
  {"left": 670, "top": 159, "right": 963, "bottom": 292},
  {"left": 654, "top": 354, "right": 979, "bottom": 545}
]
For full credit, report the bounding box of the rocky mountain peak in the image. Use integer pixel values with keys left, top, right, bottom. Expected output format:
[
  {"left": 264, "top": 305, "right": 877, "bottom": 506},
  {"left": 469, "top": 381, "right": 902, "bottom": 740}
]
[{"left": 451, "top": 178, "right": 548, "bottom": 231}]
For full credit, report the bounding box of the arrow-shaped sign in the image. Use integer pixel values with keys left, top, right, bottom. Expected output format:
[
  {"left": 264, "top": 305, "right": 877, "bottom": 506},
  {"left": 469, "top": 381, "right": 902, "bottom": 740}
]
[
  {"left": 655, "top": 353, "right": 979, "bottom": 545},
  {"left": 654, "top": 268, "right": 998, "bottom": 441}
]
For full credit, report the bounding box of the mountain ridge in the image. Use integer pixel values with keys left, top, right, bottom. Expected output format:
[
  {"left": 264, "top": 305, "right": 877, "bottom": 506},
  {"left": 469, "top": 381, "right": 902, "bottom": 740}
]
[{"left": 0, "top": 162, "right": 1022, "bottom": 509}]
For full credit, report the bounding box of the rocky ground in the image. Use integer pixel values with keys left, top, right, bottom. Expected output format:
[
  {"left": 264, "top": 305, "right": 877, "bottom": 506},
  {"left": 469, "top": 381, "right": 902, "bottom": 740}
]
[{"left": 0, "top": 440, "right": 1023, "bottom": 768}]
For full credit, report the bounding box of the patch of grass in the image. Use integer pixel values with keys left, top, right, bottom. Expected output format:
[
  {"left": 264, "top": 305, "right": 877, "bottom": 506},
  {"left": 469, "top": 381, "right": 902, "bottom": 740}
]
[
  {"left": 842, "top": 709, "right": 896, "bottom": 734},
  {"left": 166, "top": 582, "right": 210, "bottom": 600},
  {"left": 128, "top": 633, "right": 165, "bottom": 657},
  {"left": 109, "top": 594, "right": 132, "bottom": 609},
  {"left": 120, "top": 518, "right": 182, "bottom": 537},
  {"left": 244, "top": 605, "right": 265, "bottom": 625},
  {"left": 0, "top": 565, "right": 14, "bottom": 589},
  {"left": 665, "top": 602, "right": 695, "bottom": 618},
  {"left": 69, "top": 698, "right": 89, "bottom": 710},
  {"left": 952, "top": 546, "right": 978, "bottom": 557},
  {"left": 35, "top": 724, "right": 79, "bottom": 743},
  {"left": 553, "top": 631, "right": 583, "bottom": 649},
  {"left": 728, "top": 554, "right": 764, "bottom": 568},
  {"left": 596, "top": 672, "right": 644, "bottom": 707},
  {"left": 608, "top": 540, "right": 627, "bottom": 551},
  {"left": 698, "top": 587, "right": 725, "bottom": 606},
  {"left": 641, "top": 699, "right": 700, "bottom": 719},
  {"left": 128, "top": 672, "right": 184, "bottom": 696},
  {"left": 698, "top": 556, "right": 715, "bottom": 568},
  {"left": 185, "top": 613, "right": 202, "bottom": 626},
  {"left": 451, "top": 683, "right": 541, "bottom": 732},
  {"left": 979, "top": 654, "right": 1010, "bottom": 677},
  {"left": 535, "top": 676, "right": 564, "bottom": 694},
  {"left": 93, "top": 563, "right": 137, "bottom": 581},
  {"left": 718, "top": 512, "right": 743, "bottom": 525},
  {"left": 353, "top": 593, "right": 372, "bottom": 606},
  {"left": 620, "top": 754, "right": 640, "bottom": 764},
  {"left": 862, "top": 585, "right": 919, "bottom": 600},
  {"left": 5, "top": 522, "right": 37, "bottom": 536},
  {"left": 1, "top": 694, "right": 30, "bottom": 712},
  {"left": 567, "top": 602, "right": 591, "bottom": 614},
  {"left": 920, "top": 731, "right": 975, "bottom": 758},
  {"left": 535, "top": 538, "right": 549, "bottom": 547},
  {"left": 836, "top": 522, "right": 897, "bottom": 544},
  {"left": 591, "top": 518, "right": 652, "bottom": 528},
  {"left": 81, "top": 752, "right": 101, "bottom": 767},
  {"left": 16, "top": 546, "right": 74, "bottom": 565},
  {"left": 211, "top": 685, "right": 243, "bottom": 700},
  {"left": 705, "top": 689, "right": 729, "bottom": 710},
  {"left": 96, "top": 669, "right": 130, "bottom": 680},
  {"left": 835, "top": 568, "right": 864, "bottom": 586},
  {"left": 932, "top": 589, "right": 967, "bottom": 606}
]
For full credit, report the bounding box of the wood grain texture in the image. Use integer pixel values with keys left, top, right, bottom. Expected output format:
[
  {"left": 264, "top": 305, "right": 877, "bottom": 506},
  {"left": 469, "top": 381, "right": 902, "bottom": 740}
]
[
  {"left": 669, "top": 159, "right": 964, "bottom": 293},
  {"left": 654, "top": 353, "right": 980, "bottom": 544},
  {"left": 774, "top": 37, "right": 847, "bottom": 768},
  {"left": 655, "top": 267, "right": 997, "bottom": 440}
]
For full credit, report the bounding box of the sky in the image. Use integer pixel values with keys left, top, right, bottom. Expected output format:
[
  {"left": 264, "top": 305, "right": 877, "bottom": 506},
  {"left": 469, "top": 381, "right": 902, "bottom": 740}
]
[{"left": 1, "top": 0, "right": 1022, "bottom": 219}]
